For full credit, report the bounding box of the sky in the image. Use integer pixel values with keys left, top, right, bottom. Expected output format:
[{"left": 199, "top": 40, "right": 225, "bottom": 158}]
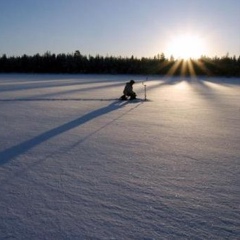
[{"left": 0, "top": 0, "right": 239, "bottom": 58}]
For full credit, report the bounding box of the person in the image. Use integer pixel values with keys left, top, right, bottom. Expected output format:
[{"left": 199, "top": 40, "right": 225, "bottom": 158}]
[{"left": 120, "top": 80, "right": 137, "bottom": 100}]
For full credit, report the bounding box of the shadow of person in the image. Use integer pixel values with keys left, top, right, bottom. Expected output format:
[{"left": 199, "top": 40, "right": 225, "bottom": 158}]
[{"left": 0, "top": 100, "right": 128, "bottom": 165}]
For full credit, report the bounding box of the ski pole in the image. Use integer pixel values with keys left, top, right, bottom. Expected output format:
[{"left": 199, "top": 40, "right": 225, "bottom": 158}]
[
  {"left": 142, "top": 80, "right": 147, "bottom": 101},
  {"left": 142, "top": 77, "right": 148, "bottom": 101}
]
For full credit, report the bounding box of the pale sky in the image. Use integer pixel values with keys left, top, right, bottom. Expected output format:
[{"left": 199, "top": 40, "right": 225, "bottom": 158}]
[{"left": 0, "top": 0, "right": 239, "bottom": 58}]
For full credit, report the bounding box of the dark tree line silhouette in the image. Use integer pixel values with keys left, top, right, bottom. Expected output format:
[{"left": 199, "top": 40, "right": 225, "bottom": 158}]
[{"left": 0, "top": 51, "right": 240, "bottom": 76}]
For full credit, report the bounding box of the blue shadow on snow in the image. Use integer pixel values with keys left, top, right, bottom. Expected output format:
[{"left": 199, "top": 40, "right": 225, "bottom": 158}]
[{"left": 0, "top": 100, "right": 129, "bottom": 165}]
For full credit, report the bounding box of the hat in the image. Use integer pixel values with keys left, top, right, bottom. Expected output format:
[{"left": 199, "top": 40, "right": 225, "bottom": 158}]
[{"left": 130, "top": 80, "right": 135, "bottom": 84}]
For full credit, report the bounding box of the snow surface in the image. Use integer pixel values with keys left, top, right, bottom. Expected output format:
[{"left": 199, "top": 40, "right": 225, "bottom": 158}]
[{"left": 0, "top": 74, "right": 239, "bottom": 240}]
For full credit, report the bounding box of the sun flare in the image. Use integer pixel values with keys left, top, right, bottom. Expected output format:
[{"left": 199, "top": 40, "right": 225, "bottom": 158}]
[{"left": 167, "top": 34, "right": 205, "bottom": 60}]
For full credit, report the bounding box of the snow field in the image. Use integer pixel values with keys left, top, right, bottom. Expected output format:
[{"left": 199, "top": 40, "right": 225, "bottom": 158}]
[{"left": 0, "top": 74, "right": 240, "bottom": 239}]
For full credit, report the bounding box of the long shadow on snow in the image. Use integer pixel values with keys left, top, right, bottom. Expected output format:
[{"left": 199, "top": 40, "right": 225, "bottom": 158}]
[
  {"left": 0, "top": 80, "right": 124, "bottom": 95},
  {"left": 144, "top": 76, "right": 211, "bottom": 93},
  {"left": 0, "top": 100, "right": 130, "bottom": 165}
]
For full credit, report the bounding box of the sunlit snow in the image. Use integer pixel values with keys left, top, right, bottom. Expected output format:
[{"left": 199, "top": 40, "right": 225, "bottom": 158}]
[{"left": 0, "top": 74, "right": 239, "bottom": 239}]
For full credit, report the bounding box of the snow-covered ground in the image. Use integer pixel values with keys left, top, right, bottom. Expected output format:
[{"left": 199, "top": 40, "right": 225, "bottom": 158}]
[{"left": 0, "top": 74, "right": 239, "bottom": 240}]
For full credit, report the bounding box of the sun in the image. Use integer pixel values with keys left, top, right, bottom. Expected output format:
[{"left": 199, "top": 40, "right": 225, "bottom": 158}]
[{"left": 166, "top": 34, "right": 205, "bottom": 60}]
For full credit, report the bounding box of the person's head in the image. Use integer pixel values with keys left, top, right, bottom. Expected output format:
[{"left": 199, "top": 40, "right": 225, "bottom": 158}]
[{"left": 130, "top": 80, "right": 135, "bottom": 85}]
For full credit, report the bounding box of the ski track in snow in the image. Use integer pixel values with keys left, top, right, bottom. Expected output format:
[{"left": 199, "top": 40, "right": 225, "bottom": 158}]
[{"left": 0, "top": 74, "right": 240, "bottom": 240}]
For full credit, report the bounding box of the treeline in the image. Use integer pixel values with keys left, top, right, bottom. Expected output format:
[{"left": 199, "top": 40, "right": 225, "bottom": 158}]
[{"left": 0, "top": 51, "right": 240, "bottom": 76}]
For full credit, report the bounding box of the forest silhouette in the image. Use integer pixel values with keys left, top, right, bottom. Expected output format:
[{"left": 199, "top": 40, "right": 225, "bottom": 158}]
[{"left": 1, "top": 51, "right": 240, "bottom": 77}]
